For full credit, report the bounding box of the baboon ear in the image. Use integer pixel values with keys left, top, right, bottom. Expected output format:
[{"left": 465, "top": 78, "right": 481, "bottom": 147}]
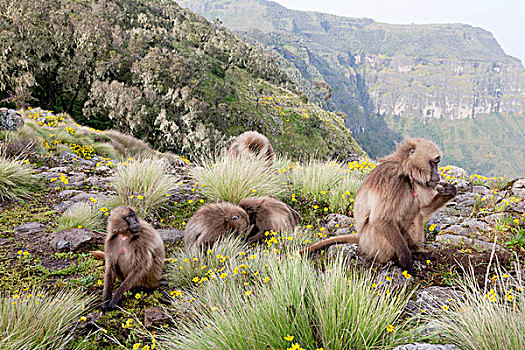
[{"left": 409, "top": 148, "right": 416, "bottom": 158}]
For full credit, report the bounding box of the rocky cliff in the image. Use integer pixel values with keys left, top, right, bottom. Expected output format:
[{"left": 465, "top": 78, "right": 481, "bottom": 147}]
[{"left": 179, "top": 0, "right": 525, "bottom": 177}]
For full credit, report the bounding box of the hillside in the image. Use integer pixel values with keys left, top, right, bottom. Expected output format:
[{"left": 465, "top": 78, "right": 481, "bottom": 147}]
[
  {"left": 179, "top": 0, "right": 525, "bottom": 177},
  {"left": 0, "top": 0, "right": 362, "bottom": 160}
]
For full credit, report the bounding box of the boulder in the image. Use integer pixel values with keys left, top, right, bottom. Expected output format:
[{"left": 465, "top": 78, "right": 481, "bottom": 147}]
[
  {"left": 144, "top": 307, "right": 170, "bottom": 328},
  {"left": 0, "top": 108, "right": 24, "bottom": 130},
  {"left": 49, "top": 228, "right": 105, "bottom": 252},
  {"left": 159, "top": 228, "right": 184, "bottom": 243},
  {"left": 14, "top": 222, "right": 46, "bottom": 236}
]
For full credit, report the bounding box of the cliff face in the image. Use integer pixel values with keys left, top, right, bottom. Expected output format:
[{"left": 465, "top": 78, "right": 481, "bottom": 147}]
[{"left": 179, "top": 0, "right": 525, "bottom": 177}]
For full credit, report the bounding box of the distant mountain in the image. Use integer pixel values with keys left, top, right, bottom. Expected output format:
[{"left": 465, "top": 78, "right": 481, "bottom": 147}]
[
  {"left": 0, "top": 0, "right": 363, "bottom": 160},
  {"left": 179, "top": 0, "right": 525, "bottom": 177}
]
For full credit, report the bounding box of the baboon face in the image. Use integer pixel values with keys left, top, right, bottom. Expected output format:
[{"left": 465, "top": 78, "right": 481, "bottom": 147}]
[
  {"left": 109, "top": 206, "right": 141, "bottom": 236},
  {"left": 406, "top": 139, "right": 442, "bottom": 188},
  {"left": 227, "top": 209, "right": 250, "bottom": 235}
]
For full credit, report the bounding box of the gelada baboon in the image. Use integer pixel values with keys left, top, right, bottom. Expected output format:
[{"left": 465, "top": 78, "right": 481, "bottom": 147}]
[
  {"left": 99, "top": 206, "right": 165, "bottom": 309},
  {"left": 184, "top": 202, "right": 250, "bottom": 248},
  {"left": 302, "top": 138, "right": 456, "bottom": 271},
  {"left": 227, "top": 131, "right": 275, "bottom": 165},
  {"left": 238, "top": 195, "right": 302, "bottom": 243}
]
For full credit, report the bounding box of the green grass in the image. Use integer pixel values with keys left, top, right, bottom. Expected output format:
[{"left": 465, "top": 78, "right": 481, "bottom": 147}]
[
  {"left": 0, "top": 289, "right": 95, "bottom": 350},
  {"left": 56, "top": 202, "right": 105, "bottom": 232},
  {"left": 190, "top": 153, "right": 285, "bottom": 203},
  {"left": 0, "top": 157, "right": 38, "bottom": 202},
  {"left": 111, "top": 157, "right": 178, "bottom": 218},
  {"left": 162, "top": 244, "right": 412, "bottom": 350},
  {"left": 423, "top": 265, "right": 525, "bottom": 349}
]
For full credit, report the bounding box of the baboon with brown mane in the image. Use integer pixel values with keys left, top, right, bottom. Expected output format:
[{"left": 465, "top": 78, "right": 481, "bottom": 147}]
[
  {"left": 228, "top": 131, "right": 275, "bottom": 165},
  {"left": 238, "top": 196, "right": 302, "bottom": 243},
  {"left": 99, "top": 206, "right": 164, "bottom": 309},
  {"left": 184, "top": 202, "right": 250, "bottom": 248},
  {"left": 302, "top": 138, "right": 456, "bottom": 272}
]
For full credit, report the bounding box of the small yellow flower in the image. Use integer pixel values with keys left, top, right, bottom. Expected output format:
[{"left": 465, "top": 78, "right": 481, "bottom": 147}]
[
  {"left": 137, "top": 195, "right": 144, "bottom": 200},
  {"left": 284, "top": 334, "right": 294, "bottom": 341},
  {"left": 442, "top": 305, "right": 449, "bottom": 310},
  {"left": 135, "top": 293, "right": 141, "bottom": 299},
  {"left": 220, "top": 273, "right": 228, "bottom": 279},
  {"left": 133, "top": 344, "right": 141, "bottom": 350},
  {"left": 386, "top": 324, "right": 395, "bottom": 333},
  {"left": 245, "top": 290, "right": 252, "bottom": 296},
  {"left": 79, "top": 316, "right": 87, "bottom": 322},
  {"left": 77, "top": 225, "right": 83, "bottom": 229}
]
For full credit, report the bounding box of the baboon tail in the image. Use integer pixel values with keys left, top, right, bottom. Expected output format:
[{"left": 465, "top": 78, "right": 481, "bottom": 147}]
[
  {"left": 300, "top": 234, "right": 359, "bottom": 255},
  {"left": 91, "top": 251, "right": 105, "bottom": 260}
]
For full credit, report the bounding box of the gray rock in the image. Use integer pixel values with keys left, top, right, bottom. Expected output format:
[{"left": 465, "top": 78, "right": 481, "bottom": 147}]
[
  {"left": 460, "top": 218, "right": 492, "bottom": 233},
  {"left": 376, "top": 266, "right": 414, "bottom": 289},
  {"left": 14, "top": 222, "right": 46, "bottom": 235},
  {"left": 440, "top": 225, "right": 469, "bottom": 236},
  {"left": 327, "top": 243, "right": 358, "bottom": 259},
  {"left": 452, "top": 179, "right": 472, "bottom": 194},
  {"left": 483, "top": 212, "right": 509, "bottom": 225},
  {"left": 95, "top": 166, "right": 112, "bottom": 175},
  {"left": 58, "top": 190, "right": 82, "bottom": 200},
  {"left": 407, "top": 286, "right": 463, "bottom": 316},
  {"left": 85, "top": 176, "right": 112, "bottom": 189},
  {"left": 144, "top": 307, "right": 170, "bottom": 328},
  {"left": 435, "top": 234, "right": 509, "bottom": 255},
  {"left": 49, "top": 228, "right": 105, "bottom": 252},
  {"left": 0, "top": 108, "right": 24, "bottom": 130},
  {"left": 159, "top": 228, "right": 184, "bottom": 243},
  {"left": 441, "top": 165, "right": 468, "bottom": 179},
  {"left": 58, "top": 152, "right": 94, "bottom": 167},
  {"left": 322, "top": 213, "right": 354, "bottom": 231},
  {"left": 393, "top": 344, "right": 460, "bottom": 350},
  {"left": 334, "top": 228, "right": 352, "bottom": 236},
  {"left": 427, "top": 210, "right": 459, "bottom": 232},
  {"left": 473, "top": 185, "right": 491, "bottom": 195}
]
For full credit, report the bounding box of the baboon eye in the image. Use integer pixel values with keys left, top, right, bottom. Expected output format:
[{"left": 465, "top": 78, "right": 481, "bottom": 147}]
[{"left": 231, "top": 216, "right": 239, "bottom": 221}]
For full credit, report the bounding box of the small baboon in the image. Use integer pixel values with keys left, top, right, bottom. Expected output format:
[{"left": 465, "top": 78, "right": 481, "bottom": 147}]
[
  {"left": 184, "top": 202, "right": 250, "bottom": 248},
  {"left": 100, "top": 206, "right": 164, "bottom": 309},
  {"left": 302, "top": 138, "right": 456, "bottom": 271},
  {"left": 228, "top": 131, "right": 275, "bottom": 165},
  {"left": 238, "top": 195, "right": 302, "bottom": 243}
]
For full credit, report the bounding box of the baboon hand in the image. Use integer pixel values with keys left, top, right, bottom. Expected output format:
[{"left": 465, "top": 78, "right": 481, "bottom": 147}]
[{"left": 437, "top": 182, "right": 457, "bottom": 197}]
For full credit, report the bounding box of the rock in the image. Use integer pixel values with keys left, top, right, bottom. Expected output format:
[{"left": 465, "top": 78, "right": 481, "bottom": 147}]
[
  {"left": 49, "top": 228, "right": 105, "bottom": 252},
  {"left": 473, "top": 185, "right": 491, "bottom": 195},
  {"left": 406, "top": 286, "right": 463, "bottom": 316},
  {"left": 393, "top": 344, "right": 460, "bottom": 350},
  {"left": 85, "top": 176, "right": 112, "bottom": 189},
  {"left": 14, "top": 222, "right": 46, "bottom": 235},
  {"left": 59, "top": 152, "right": 94, "bottom": 167},
  {"left": 95, "top": 166, "right": 112, "bottom": 175},
  {"left": 460, "top": 218, "right": 492, "bottom": 232},
  {"left": 334, "top": 228, "right": 351, "bottom": 236},
  {"left": 54, "top": 192, "right": 103, "bottom": 213},
  {"left": 327, "top": 243, "right": 358, "bottom": 260},
  {"left": 144, "top": 307, "right": 170, "bottom": 328},
  {"left": 0, "top": 108, "right": 24, "bottom": 130},
  {"left": 435, "top": 234, "right": 510, "bottom": 256},
  {"left": 439, "top": 225, "right": 469, "bottom": 236},
  {"left": 483, "top": 212, "right": 509, "bottom": 225},
  {"left": 427, "top": 210, "right": 459, "bottom": 232},
  {"left": 58, "top": 190, "right": 82, "bottom": 200},
  {"left": 441, "top": 165, "right": 468, "bottom": 180},
  {"left": 452, "top": 179, "right": 472, "bottom": 194},
  {"left": 321, "top": 213, "right": 354, "bottom": 231},
  {"left": 159, "top": 228, "right": 184, "bottom": 243}
]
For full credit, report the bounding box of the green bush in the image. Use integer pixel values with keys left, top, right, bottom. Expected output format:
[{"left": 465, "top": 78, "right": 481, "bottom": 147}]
[
  {"left": 0, "top": 289, "right": 94, "bottom": 350},
  {"left": 0, "top": 157, "right": 38, "bottom": 203},
  {"left": 56, "top": 202, "right": 105, "bottom": 232},
  {"left": 190, "top": 153, "right": 284, "bottom": 203},
  {"left": 111, "top": 158, "right": 178, "bottom": 218}
]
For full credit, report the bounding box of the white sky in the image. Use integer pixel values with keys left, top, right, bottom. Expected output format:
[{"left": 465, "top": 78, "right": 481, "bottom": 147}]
[{"left": 273, "top": 0, "right": 524, "bottom": 64}]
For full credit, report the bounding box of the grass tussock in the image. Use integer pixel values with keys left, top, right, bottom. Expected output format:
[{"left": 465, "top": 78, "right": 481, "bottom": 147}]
[
  {"left": 111, "top": 157, "right": 177, "bottom": 217},
  {"left": 162, "top": 242, "right": 411, "bottom": 350},
  {"left": 0, "top": 157, "right": 38, "bottom": 202},
  {"left": 56, "top": 202, "right": 105, "bottom": 232},
  {"left": 424, "top": 264, "right": 525, "bottom": 349},
  {"left": 190, "top": 153, "right": 284, "bottom": 203},
  {"left": 0, "top": 289, "right": 94, "bottom": 350}
]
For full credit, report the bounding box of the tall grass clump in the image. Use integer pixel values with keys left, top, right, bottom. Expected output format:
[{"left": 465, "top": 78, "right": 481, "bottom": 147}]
[
  {"left": 190, "top": 153, "right": 284, "bottom": 203},
  {"left": 162, "top": 253, "right": 411, "bottom": 350},
  {"left": 0, "top": 157, "right": 37, "bottom": 202},
  {"left": 56, "top": 202, "right": 105, "bottom": 232},
  {"left": 328, "top": 173, "right": 363, "bottom": 212},
  {"left": 111, "top": 158, "right": 177, "bottom": 217},
  {"left": 0, "top": 289, "right": 95, "bottom": 350},
  {"left": 286, "top": 160, "right": 346, "bottom": 201},
  {"left": 423, "top": 264, "right": 525, "bottom": 349}
]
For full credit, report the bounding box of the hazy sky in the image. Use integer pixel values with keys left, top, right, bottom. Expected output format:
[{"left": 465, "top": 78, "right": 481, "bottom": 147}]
[{"left": 273, "top": 0, "right": 524, "bottom": 64}]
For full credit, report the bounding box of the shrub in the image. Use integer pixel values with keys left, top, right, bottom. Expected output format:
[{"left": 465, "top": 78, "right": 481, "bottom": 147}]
[
  {"left": 190, "top": 153, "right": 284, "bottom": 203},
  {"left": 0, "top": 289, "right": 94, "bottom": 350},
  {"left": 423, "top": 265, "right": 525, "bottom": 349},
  {"left": 162, "top": 252, "right": 411, "bottom": 350},
  {"left": 111, "top": 158, "right": 178, "bottom": 218},
  {"left": 56, "top": 202, "right": 105, "bottom": 232},
  {"left": 0, "top": 157, "right": 37, "bottom": 202}
]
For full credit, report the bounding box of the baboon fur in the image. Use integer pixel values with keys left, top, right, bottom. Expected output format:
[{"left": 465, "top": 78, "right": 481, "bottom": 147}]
[
  {"left": 101, "top": 206, "right": 165, "bottom": 309},
  {"left": 238, "top": 195, "right": 302, "bottom": 243},
  {"left": 302, "top": 138, "right": 457, "bottom": 271},
  {"left": 184, "top": 202, "right": 250, "bottom": 248},
  {"left": 228, "top": 131, "right": 275, "bottom": 165}
]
